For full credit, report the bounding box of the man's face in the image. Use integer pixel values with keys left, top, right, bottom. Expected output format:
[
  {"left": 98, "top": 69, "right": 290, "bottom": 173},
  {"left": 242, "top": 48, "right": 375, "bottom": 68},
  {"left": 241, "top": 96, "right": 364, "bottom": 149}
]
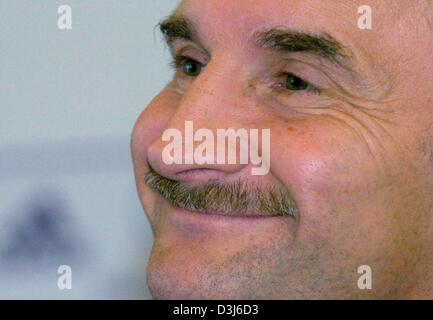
[{"left": 131, "top": 0, "right": 433, "bottom": 299}]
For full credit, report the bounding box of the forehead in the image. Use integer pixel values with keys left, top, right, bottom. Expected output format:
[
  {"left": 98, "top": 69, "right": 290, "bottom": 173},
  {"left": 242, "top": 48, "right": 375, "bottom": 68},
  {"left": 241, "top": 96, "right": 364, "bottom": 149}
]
[{"left": 177, "top": 0, "right": 368, "bottom": 49}]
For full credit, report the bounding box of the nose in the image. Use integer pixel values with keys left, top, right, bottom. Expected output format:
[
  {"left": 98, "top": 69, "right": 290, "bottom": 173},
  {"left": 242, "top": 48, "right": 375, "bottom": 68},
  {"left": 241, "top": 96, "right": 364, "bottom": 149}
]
[
  {"left": 146, "top": 59, "right": 253, "bottom": 184},
  {"left": 147, "top": 123, "right": 248, "bottom": 184}
]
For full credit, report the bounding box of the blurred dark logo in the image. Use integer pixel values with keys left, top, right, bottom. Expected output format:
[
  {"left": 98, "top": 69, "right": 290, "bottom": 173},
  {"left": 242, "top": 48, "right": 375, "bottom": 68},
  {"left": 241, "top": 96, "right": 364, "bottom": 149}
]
[{"left": 0, "top": 189, "right": 86, "bottom": 271}]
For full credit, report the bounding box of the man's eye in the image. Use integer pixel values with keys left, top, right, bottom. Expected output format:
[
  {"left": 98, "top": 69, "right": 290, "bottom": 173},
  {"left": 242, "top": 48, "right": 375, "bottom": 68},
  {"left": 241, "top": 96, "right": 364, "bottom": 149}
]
[
  {"left": 177, "top": 58, "right": 203, "bottom": 77},
  {"left": 285, "top": 73, "right": 311, "bottom": 91},
  {"left": 183, "top": 59, "right": 203, "bottom": 76},
  {"left": 171, "top": 56, "right": 205, "bottom": 77}
]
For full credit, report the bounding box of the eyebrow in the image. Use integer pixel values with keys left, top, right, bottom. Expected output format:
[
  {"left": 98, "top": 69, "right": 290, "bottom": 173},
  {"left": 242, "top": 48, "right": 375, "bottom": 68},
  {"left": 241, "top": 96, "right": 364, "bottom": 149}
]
[
  {"left": 159, "top": 15, "right": 197, "bottom": 45},
  {"left": 159, "top": 14, "right": 354, "bottom": 71},
  {"left": 254, "top": 29, "right": 348, "bottom": 64}
]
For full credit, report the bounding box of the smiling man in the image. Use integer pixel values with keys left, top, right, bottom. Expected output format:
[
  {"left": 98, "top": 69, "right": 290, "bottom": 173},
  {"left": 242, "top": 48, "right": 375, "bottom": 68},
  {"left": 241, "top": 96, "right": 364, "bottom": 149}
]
[{"left": 131, "top": 0, "right": 433, "bottom": 299}]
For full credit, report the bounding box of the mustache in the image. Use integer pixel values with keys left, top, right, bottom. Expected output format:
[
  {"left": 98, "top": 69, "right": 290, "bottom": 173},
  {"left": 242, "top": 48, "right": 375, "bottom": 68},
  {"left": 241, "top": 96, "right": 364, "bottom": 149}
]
[{"left": 144, "top": 168, "right": 299, "bottom": 218}]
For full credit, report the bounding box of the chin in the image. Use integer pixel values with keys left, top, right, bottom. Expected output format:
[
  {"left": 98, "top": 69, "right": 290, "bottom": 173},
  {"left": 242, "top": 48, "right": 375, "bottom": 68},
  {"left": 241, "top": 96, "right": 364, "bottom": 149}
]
[{"left": 144, "top": 195, "right": 299, "bottom": 299}]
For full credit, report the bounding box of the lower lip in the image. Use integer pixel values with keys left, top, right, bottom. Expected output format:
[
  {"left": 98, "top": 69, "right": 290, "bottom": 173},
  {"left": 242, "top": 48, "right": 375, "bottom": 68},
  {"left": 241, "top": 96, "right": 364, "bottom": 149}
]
[{"left": 163, "top": 204, "right": 296, "bottom": 236}]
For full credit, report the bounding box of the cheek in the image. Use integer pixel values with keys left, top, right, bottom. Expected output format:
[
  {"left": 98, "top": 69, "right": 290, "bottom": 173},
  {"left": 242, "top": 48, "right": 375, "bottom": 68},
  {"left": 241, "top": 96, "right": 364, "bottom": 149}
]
[{"left": 270, "top": 116, "right": 387, "bottom": 244}]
